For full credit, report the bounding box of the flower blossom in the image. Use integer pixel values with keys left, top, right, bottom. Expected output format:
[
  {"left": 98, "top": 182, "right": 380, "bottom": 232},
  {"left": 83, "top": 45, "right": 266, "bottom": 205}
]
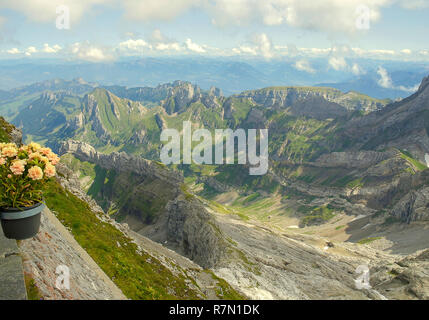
[{"left": 28, "top": 166, "right": 43, "bottom": 180}]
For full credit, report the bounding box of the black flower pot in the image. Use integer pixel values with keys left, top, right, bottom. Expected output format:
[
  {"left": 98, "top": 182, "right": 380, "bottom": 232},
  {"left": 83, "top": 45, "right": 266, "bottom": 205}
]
[{"left": 0, "top": 202, "right": 45, "bottom": 240}]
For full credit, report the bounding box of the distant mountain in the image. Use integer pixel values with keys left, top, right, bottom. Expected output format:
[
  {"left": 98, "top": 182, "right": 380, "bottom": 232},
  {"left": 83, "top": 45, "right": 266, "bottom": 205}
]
[
  {"left": 0, "top": 78, "right": 97, "bottom": 120},
  {"left": 0, "top": 57, "right": 427, "bottom": 99},
  {"left": 317, "top": 70, "right": 427, "bottom": 99}
]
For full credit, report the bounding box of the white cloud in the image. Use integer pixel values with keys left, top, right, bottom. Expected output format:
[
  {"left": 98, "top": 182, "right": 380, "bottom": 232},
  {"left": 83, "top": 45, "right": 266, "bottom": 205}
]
[
  {"left": 151, "top": 29, "right": 182, "bottom": 52},
  {"left": 0, "top": 0, "right": 396, "bottom": 36},
  {"left": 185, "top": 38, "right": 206, "bottom": 53},
  {"left": 377, "top": 66, "right": 419, "bottom": 93},
  {"left": 232, "top": 33, "right": 273, "bottom": 59},
  {"left": 400, "top": 49, "right": 412, "bottom": 54},
  {"left": 119, "top": 39, "right": 151, "bottom": 51},
  {"left": 6, "top": 48, "right": 20, "bottom": 54},
  {"left": 24, "top": 46, "right": 37, "bottom": 56},
  {"left": 377, "top": 66, "right": 393, "bottom": 88},
  {"left": 253, "top": 33, "right": 273, "bottom": 59},
  {"left": 232, "top": 46, "right": 257, "bottom": 55},
  {"left": 351, "top": 63, "right": 365, "bottom": 75},
  {"left": 328, "top": 56, "right": 348, "bottom": 71},
  {"left": 42, "top": 43, "right": 62, "bottom": 53},
  {"left": 70, "top": 42, "right": 114, "bottom": 62},
  {"left": 155, "top": 42, "right": 182, "bottom": 51},
  {"left": 118, "top": 30, "right": 187, "bottom": 55},
  {"left": 0, "top": 0, "right": 108, "bottom": 24},
  {"left": 121, "top": 0, "right": 201, "bottom": 21},
  {"left": 208, "top": 0, "right": 389, "bottom": 34},
  {"left": 26, "top": 46, "right": 37, "bottom": 53},
  {"left": 294, "top": 59, "right": 315, "bottom": 73}
]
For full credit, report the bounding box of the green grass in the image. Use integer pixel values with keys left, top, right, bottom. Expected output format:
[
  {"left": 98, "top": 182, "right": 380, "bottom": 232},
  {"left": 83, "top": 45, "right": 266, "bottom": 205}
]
[
  {"left": 60, "top": 154, "right": 97, "bottom": 180},
  {"left": 346, "top": 178, "right": 364, "bottom": 189},
  {"left": 300, "top": 205, "right": 336, "bottom": 226},
  {"left": 242, "top": 192, "right": 261, "bottom": 204},
  {"left": 206, "top": 199, "right": 249, "bottom": 221},
  {"left": 398, "top": 149, "right": 428, "bottom": 171},
  {"left": 204, "top": 271, "right": 245, "bottom": 300},
  {"left": 0, "top": 116, "right": 14, "bottom": 142},
  {"left": 180, "top": 184, "right": 195, "bottom": 201}
]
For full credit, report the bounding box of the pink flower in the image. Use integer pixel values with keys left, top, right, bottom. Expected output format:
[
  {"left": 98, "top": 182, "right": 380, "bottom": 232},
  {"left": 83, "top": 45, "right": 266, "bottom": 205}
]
[
  {"left": 44, "top": 163, "right": 56, "bottom": 178},
  {"left": 0, "top": 157, "right": 5, "bottom": 165},
  {"left": 28, "top": 142, "right": 41, "bottom": 152},
  {"left": 47, "top": 152, "right": 60, "bottom": 165},
  {"left": 28, "top": 166, "right": 43, "bottom": 180},
  {"left": 39, "top": 147, "right": 52, "bottom": 156},
  {"left": 29, "top": 152, "right": 42, "bottom": 161},
  {"left": 2, "top": 146, "right": 18, "bottom": 158},
  {"left": 10, "top": 160, "right": 25, "bottom": 175}
]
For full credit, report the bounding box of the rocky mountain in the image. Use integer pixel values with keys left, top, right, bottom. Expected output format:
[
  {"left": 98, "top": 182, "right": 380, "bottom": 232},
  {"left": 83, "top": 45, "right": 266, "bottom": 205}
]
[
  {"left": 341, "top": 76, "right": 429, "bottom": 162},
  {"left": 1, "top": 80, "right": 390, "bottom": 160}
]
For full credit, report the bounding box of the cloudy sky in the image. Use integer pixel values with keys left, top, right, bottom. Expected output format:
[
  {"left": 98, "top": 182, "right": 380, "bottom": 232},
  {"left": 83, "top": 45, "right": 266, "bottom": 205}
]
[{"left": 0, "top": 0, "right": 428, "bottom": 63}]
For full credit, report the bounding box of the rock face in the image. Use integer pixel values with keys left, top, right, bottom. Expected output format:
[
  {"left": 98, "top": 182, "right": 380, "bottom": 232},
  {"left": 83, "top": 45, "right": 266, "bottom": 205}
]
[
  {"left": 371, "top": 249, "right": 429, "bottom": 300},
  {"left": 391, "top": 186, "right": 429, "bottom": 223},
  {"left": 344, "top": 75, "right": 429, "bottom": 162},
  {"left": 161, "top": 81, "right": 223, "bottom": 114},
  {"left": 314, "top": 151, "right": 394, "bottom": 169},
  {"left": 59, "top": 140, "right": 183, "bottom": 185},
  {"left": 211, "top": 212, "right": 389, "bottom": 300},
  {"left": 82, "top": 93, "right": 112, "bottom": 143},
  {"left": 166, "top": 197, "right": 226, "bottom": 268},
  {"left": 0, "top": 233, "right": 26, "bottom": 300},
  {"left": 19, "top": 208, "right": 127, "bottom": 300}
]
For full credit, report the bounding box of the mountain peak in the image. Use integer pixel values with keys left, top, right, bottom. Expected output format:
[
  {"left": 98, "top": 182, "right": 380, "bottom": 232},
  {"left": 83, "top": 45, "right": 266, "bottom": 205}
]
[{"left": 418, "top": 75, "right": 429, "bottom": 93}]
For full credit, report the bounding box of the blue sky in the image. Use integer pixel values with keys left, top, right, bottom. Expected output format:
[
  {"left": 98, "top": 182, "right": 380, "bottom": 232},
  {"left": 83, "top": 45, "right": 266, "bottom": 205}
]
[{"left": 0, "top": 0, "right": 428, "bottom": 63}]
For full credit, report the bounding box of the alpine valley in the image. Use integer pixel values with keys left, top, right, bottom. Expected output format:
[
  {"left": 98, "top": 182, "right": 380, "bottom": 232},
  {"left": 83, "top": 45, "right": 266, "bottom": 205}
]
[{"left": 1, "top": 75, "right": 429, "bottom": 300}]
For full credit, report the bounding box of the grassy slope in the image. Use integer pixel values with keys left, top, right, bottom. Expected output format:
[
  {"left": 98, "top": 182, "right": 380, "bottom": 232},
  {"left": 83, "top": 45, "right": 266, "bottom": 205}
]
[
  {"left": 43, "top": 179, "right": 201, "bottom": 300},
  {"left": 0, "top": 116, "right": 14, "bottom": 142}
]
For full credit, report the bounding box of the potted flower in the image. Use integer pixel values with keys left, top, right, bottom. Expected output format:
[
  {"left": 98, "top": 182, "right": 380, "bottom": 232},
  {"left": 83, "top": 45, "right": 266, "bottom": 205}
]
[{"left": 0, "top": 142, "right": 59, "bottom": 240}]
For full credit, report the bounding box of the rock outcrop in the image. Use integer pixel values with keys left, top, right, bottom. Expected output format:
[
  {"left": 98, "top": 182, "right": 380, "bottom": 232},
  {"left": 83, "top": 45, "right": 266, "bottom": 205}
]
[
  {"left": 166, "top": 197, "right": 226, "bottom": 268},
  {"left": 391, "top": 186, "right": 429, "bottom": 223},
  {"left": 313, "top": 151, "right": 395, "bottom": 169},
  {"left": 235, "top": 87, "right": 388, "bottom": 115},
  {"left": 59, "top": 140, "right": 183, "bottom": 185}
]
